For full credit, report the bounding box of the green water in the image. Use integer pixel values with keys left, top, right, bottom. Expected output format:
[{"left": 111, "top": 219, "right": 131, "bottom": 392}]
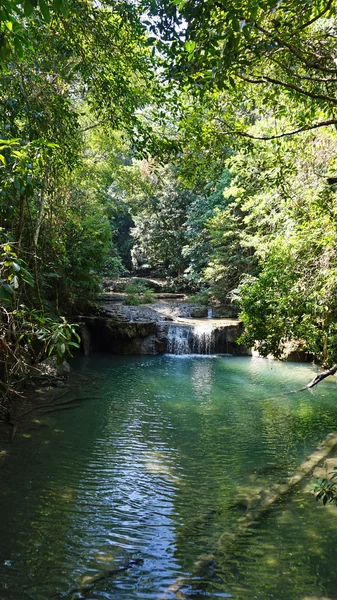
[{"left": 1, "top": 354, "right": 337, "bottom": 600}]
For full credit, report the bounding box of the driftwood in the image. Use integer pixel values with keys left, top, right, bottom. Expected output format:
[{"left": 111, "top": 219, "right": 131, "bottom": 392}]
[{"left": 157, "top": 432, "right": 337, "bottom": 600}]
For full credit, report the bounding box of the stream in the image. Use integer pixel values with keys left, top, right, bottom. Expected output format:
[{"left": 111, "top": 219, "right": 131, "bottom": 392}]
[{"left": 1, "top": 354, "right": 337, "bottom": 599}]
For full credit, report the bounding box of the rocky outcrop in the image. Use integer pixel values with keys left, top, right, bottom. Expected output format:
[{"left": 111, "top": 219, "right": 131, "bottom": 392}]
[
  {"left": 76, "top": 287, "right": 249, "bottom": 356},
  {"left": 82, "top": 317, "right": 166, "bottom": 355},
  {"left": 78, "top": 315, "right": 248, "bottom": 356}
]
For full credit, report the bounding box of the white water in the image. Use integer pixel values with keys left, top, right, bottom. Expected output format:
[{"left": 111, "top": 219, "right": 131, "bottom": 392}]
[
  {"left": 166, "top": 322, "right": 216, "bottom": 354},
  {"left": 166, "top": 324, "right": 191, "bottom": 354},
  {"left": 192, "top": 322, "right": 214, "bottom": 354}
]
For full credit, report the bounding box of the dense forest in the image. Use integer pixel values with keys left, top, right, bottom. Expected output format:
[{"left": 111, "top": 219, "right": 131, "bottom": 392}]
[{"left": 1, "top": 0, "right": 337, "bottom": 400}]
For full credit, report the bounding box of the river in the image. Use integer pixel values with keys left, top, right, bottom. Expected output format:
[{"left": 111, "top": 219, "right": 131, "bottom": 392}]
[{"left": 1, "top": 354, "right": 337, "bottom": 599}]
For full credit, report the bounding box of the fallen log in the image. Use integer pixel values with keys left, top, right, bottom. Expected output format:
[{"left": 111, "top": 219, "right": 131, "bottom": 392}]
[{"left": 157, "top": 432, "right": 337, "bottom": 600}]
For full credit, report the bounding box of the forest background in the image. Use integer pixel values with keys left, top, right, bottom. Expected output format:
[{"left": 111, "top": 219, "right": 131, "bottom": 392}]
[{"left": 1, "top": 0, "right": 337, "bottom": 401}]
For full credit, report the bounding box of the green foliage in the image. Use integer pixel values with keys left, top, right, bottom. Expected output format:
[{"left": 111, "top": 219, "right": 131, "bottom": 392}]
[
  {"left": 0, "top": 241, "right": 80, "bottom": 404},
  {"left": 128, "top": 165, "right": 192, "bottom": 276},
  {"left": 34, "top": 315, "right": 80, "bottom": 364},
  {"left": 313, "top": 468, "right": 337, "bottom": 506},
  {"left": 187, "top": 290, "right": 210, "bottom": 305},
  {"left": 124, "top": 282, "right": 155, "bottom": 305},
  {"left": 150, "top": 0, "right": 337, "bottom": 135},
  {"left": 0, "top": 238, "right": 34, "bottom": 306},
  {"left": 182, "top": 170, "right": 232, "bottom": 286},
  {"left": 0, "top": 0, "right": 68, "bottom": 61},
  {"left": 224, "top": 126, "right": 337, "bottom": 365},
  {"left": 0, "top": 1, "right": 160, "bottom": 313}
]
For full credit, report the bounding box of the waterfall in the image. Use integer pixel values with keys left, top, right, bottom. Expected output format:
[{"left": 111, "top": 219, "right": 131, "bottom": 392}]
[
  {"left": 166, "top": 322, "right": 219, "bottom": 355},
  {"left": 166, "top": 324, "right": 191, "bottom": 354},
  {"left": 192, "top": 323, "right": 214, "bottom": 354}
]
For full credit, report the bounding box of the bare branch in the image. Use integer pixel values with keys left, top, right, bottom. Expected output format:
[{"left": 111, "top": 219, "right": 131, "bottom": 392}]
[{"left": 293, "top": 364, "right": 337, "bottom": 392}]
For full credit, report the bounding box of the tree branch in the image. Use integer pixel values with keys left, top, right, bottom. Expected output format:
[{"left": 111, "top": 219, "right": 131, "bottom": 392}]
[
  {"left": 254, "top": 23, "right": 337, "bottom": 75},
  {"left": 295, "top": 364, "right": 337, "bottom": 391},
  {"left": 238, "top": 73, "right": 337, "bottom": 105},
  {"left": 80, "top": 122, "right": 101, "bottom": 133},
  {"left": 269, "top": 56, "right": 337, "bottom": 84},
  {"left": 295, "top": 0, "right": 334, "bottom": 32},
  {"left": 216, "top": 119, "right": 337, "bottom": 141}
]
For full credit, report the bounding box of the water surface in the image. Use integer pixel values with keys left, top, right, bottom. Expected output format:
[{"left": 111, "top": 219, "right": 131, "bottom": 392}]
[{"left": 1, "top": 355, "right": 337, "bottom": 599}]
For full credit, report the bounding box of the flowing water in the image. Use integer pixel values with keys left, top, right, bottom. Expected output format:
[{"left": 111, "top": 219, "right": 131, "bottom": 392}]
[
  {"left": 1, "top": 354, "right": 337, "bottom": 600},
  {"left": 165, "top": 320, "right": 238, "bottom": 354}
]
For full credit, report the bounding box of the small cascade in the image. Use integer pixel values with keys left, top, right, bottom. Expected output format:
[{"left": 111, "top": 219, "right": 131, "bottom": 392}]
[
  {"left": 166, "top": 324, "right": 191, "bottom": 354},
  {"left": 166, "top": 322, "right": 225, "bottom": 355},
  {"left": 192, "top": 322, "right": 214, "bottom": 354},
  {"left": 207, "top": 308, "right": 213, "bottom": 319}
]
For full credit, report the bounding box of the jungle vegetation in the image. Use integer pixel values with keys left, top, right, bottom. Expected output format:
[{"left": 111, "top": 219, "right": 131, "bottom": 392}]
[{"left": 1, "top": 0, "right": 337, "bottom": 403}]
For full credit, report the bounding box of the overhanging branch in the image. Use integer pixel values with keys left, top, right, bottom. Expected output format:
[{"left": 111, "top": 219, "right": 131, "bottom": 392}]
[
  {"left": 294, "top": 364, "right": 337, "bottom": 391},
  {"left": 238, "top": 73, "right": 337, "bottom": 105},
  {"left": 294, "top": 0, "right": 333, "bottom": 32},
  {"left": 254, "top": 23, "right": 337, "bottom": 75},
  {"left": 216, "top": 118, "right": 337, "bottom": 140}
]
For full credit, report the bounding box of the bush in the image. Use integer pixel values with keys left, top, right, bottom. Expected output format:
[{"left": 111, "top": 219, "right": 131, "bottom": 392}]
[
  {"left": 188, "top": 289, "right": 211, "bottom": 305},
  {"left": 124, "top": 282, "right": 155, "bottom": 305},
  {"left": 313, "top": 468, "right": 337, "bottom": 506}
]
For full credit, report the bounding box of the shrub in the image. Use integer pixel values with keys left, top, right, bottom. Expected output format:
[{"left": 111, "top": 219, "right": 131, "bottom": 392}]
[{"left": 124, "top": 282, "right": 155, "bottom": 305}]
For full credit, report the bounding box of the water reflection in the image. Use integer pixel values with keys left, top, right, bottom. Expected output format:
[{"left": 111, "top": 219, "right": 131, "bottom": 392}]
[{"left": 192, "top": 359, "right": 213, "bottom": 401}]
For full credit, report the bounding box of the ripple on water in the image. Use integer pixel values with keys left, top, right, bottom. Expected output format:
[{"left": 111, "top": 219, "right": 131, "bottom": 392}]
[{"left": 1, "top": 355, "right": 337, "bottom": 600}]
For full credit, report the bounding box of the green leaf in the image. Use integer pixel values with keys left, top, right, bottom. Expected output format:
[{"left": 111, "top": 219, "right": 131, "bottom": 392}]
[
  {"left": 11, "top": 262, "right": 21, "bottom": 273},
  {"left": 3, "top": 283, "right": 13, "bottom": 294},
  {"left": 14, "top": 37, "right": 24, "bottom": 58},
  {"left": 0, "top": 286, "right": 11, "bottom": 300},
  {"left": 185, "top": 40, "right": 196, "bottom": 53},
  {"left": 39, "top": 0, "right": 51, "bottom": 23},
  {"left": 24, "top": 1, "right": 35, "bottom": 16}
]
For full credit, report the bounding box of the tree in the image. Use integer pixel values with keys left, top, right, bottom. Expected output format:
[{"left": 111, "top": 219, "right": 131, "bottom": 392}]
[
  {"left": 0, "top": 0, "right": 164, "bottom": 404},
  {"left": 0, "top": 0, "right": 157, "bottom": 306},
  {"left": 219, "top": 122, "right": 337, "bottom": 370},
  {"left": 150, "top": 0, "right": 337, "bottom": 138},
  {"left": 129, "top": 165, "right": 192, "bottom": 276}
]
